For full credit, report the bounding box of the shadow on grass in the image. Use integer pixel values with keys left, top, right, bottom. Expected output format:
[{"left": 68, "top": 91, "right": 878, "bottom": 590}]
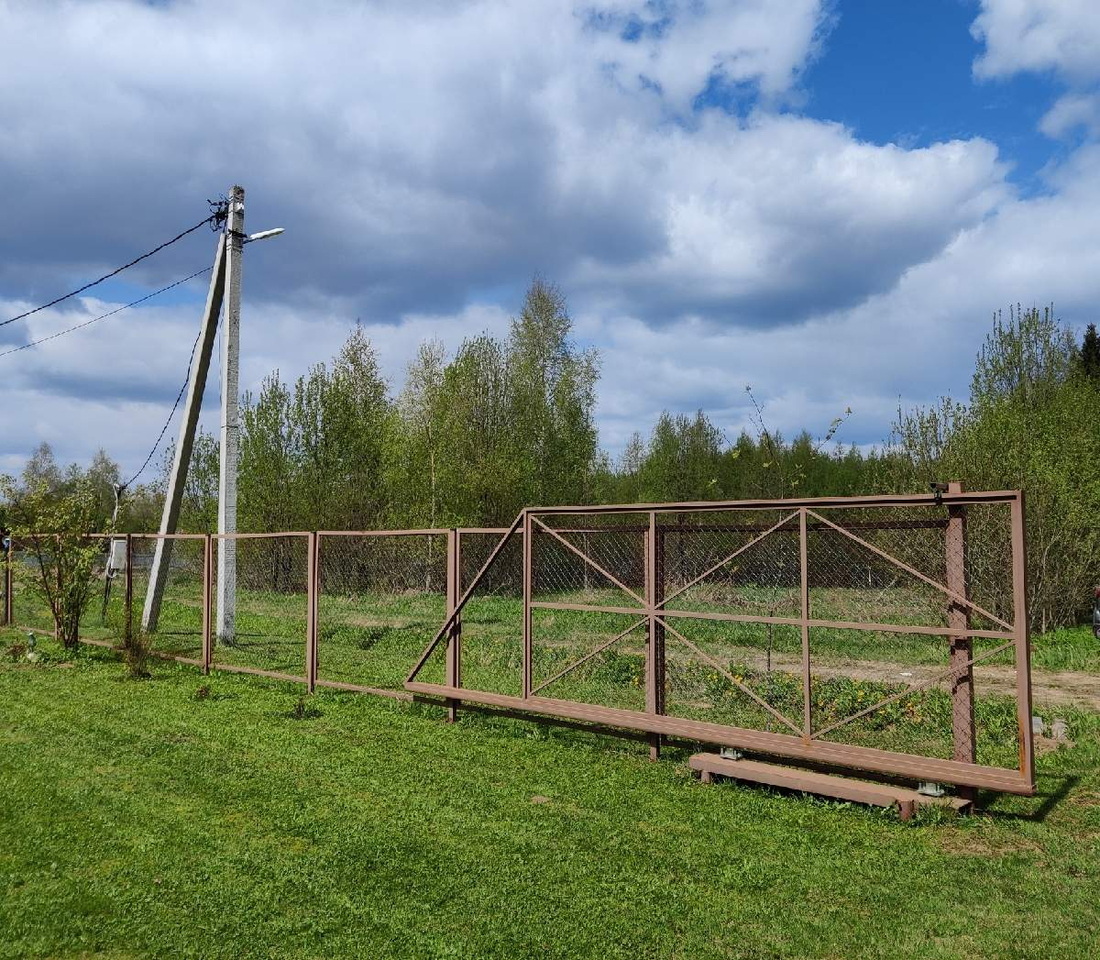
[
  {"left": 978, "top": 772, "right": 1080, "bottom": 823},
  {"left": 318, "top": 621, "right": 437, "bottom": 650}
]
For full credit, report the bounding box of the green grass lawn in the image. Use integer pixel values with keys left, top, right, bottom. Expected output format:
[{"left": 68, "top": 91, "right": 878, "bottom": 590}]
[{"left": 2, "top": 633, "right": 1100, "bottom": 958}]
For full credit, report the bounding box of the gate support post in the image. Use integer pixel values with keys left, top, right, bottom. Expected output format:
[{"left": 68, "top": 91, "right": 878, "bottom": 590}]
[
  {"left": 1011, "top": 492, "right": 1034, "bottom": 787},
  {"left": 446, "top": 529, "right": 462, "bottom": 722},
  {"left": 799, "top": 508, "right": 811, "bottom": 739},
  {"left": 522, "top": 511, "right": 533, "bottom": 699},
  {"left": 946, "top": 481, "right": 976, "bottom": 773},
  {"left": 646, "top": 512, "right": 665, "bottom": 760},
  {"left": 202, "top": 534, "right": 212, "bottom": 675}
]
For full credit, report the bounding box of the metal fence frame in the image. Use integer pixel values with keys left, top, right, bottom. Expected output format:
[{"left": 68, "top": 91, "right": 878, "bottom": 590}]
[
  {"left": 406, "top": 490, "right": 1035, "bottom": 796},
  {"left": 1, "top": 527, "right": 507, "bottom": 694},
  {"left": 1, "top": 490, "right": 1035, "bottom": 796},
  {"left": 312, "top": 528, "right": 450, "bottom": 699}
]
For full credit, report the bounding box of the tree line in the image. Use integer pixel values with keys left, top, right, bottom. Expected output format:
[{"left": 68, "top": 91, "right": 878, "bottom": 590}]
[{"left": 3, "top": 280, "right": 1098, "bottom": 630}]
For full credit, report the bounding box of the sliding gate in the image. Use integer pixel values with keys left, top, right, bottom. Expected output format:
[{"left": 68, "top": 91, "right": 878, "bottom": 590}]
[{"left": 407, "top": 489, "right": 1034, "bottom": 795}]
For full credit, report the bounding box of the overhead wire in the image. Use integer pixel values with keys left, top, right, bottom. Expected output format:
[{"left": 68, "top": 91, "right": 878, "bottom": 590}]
[
  {"left": 0, "top": 213, "right": 217, "bottom": 329},
  {"left": 1, "top": 200, "right": 232, "bottom": 488},
  {"left": 0, "top": 266, "right": 211, "bottom": 359},
  {"left": 122, "top": 317, "right": 210, "bottom": 490}
]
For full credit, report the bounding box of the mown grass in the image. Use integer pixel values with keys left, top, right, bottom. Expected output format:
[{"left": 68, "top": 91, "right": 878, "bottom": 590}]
[{"left": 1, "top": 632, "right": 1099, "bottom": 959}]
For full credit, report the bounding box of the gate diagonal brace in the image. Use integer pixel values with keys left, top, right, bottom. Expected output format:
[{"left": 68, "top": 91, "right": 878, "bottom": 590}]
[
  {"left": 661, "top": 510, "right": 800, "bottom": 609},
  {"left": 811, "top": 639, "right": 1015, "bottom": 740},
  {"left": 530, "top": 516, "right": 647, "bottom": 607},
  {"left": 805, "top": 509, "right": 1011, "bottom": 631},
  {"left": 530, "top": 617, "right": 648, "bottom": 697},
  {"left": 406, "top": 511, "right": 525, "bottom": 685},
  {"left": 656, "top": 615, "right": 804, "bottom": 737}
]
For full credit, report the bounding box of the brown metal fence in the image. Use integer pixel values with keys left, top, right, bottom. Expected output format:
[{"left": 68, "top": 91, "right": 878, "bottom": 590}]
[
  {"left": 314, "top": 530, "right": 449, "bottom": 696},
  {"left": 407, "top": 489, "right": 1035, "bottom": 795},
  {"left": 209, "top": 532, "right": 311, "bottom": 681},
  {"left": 2, "top": 489, "right": 1034, "bottom": 796},
  {"left": 3, "top": 536, "right": 59, "bottom": 634},
  {"left": 1, "top": 527, "right": 522, "bottom": 694}
]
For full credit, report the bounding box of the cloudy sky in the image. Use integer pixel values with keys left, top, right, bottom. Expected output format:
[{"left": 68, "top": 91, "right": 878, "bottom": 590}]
[{"left": 2, "top": 0, "right": 1099, "bottom": 479}]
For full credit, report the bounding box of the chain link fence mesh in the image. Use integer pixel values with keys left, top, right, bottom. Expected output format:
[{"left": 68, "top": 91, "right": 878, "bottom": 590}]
[
  {"left": 317, "top": 533, "right": 447, "bottom": 691},
  {"left": 7, "top": 537, "right": 57, "bottom": 634},
  {"left": 659, "top": 509, "right": 801, "bottom": 618},
  {"left": 130, "top": 536, "right": 206, "bottom": 661},
  {"left": 528, "top": 514, "right": 647, "bottom": 709},
  {"left": 532, "top": 513, "right": 646, "bottom": 605},
  {"left": 210, "top": 535, "right": 308, "bottom": 679},
  {"left": 76, "top": 537, "right": 117, "bottom": 644},
  {"left": 450, "top": 529, "right": 524, "bottom": 697}
]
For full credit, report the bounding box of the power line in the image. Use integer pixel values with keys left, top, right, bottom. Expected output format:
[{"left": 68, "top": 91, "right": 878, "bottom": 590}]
[
  {"left": 123, "top": 321, "right": 207, "bottom": 490},
  {"left": 0, "top": 267, "right": 211, "bottom": 360},
  {"left": 0, "top": 214, "right": 216, "bottom": 329}
]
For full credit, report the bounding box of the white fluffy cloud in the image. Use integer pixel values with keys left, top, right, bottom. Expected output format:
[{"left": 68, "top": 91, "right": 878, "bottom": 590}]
[
  {"left": 972, "top": 0, "right": 1100, "bottom": 81},
  {"left": 592, "top": 143, "right": 1100, "bottom": 454},
  {"left": 1, "top": 0, "right": 1099, "bottom": 476},
  {"left": 973, "top": 0, "right": 1100, "bottom": 140}
]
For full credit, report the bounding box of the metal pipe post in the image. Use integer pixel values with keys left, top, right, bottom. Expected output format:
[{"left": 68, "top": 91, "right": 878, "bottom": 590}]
[
  {"left": 124, "top": 533, "right": 133, "bottom": 646},
  {"left": 645, "top": 512, "right": 663, "bottom": 760},
  {"left": 202, "top": 534, "right": 212, "bottom": 674},
  {"left": 799, "top": 507, "right": 811, "bottom": 739},
  {"left": 1011, "top": 492, "right": 1034, "bottom": 786},
  {"left": 446, "top": 529, "right": 461, "bottom": 722},
  {"left": 2, "top": 535, "right": 12, "bottom": 626},
  {"left": 522, "top": 512, "right": 533, "bottom": 699},
  {"left": 54, "top": 534, "right": 62, "bottom": 643},
  {"left": 306, "top": 532, "right": 318, "bottom": 691},
  {"left": 946, "top": 481, "right": 975, "bottom": 765}
]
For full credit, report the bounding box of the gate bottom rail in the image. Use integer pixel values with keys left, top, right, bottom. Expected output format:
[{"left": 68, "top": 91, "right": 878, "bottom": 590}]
[{"left": 404, "top": 680, "right": 1034, "bottom": 795}]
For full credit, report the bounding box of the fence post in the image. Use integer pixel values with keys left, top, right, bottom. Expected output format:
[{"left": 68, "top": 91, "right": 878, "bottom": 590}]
[
  {"left": 124, "top": 533, "right": 133, "bottom": 646},
  {"left": 799, "top": 507, "right": 811, "bottom": 740},
  {"left": 202, "top": 534, "right": 212, "bottom": 675},
  {"left": 645, "top": 511, "right": 665, "bottom": 761},
  {"left": 522, "top": 511, "right": 533, "bottom": 699},
  {"left": 2, "top": 533, "right": 12, "bottom": 627},
  {"left": 1011, "top": 490, "right": 1034, "bottom": 787},
  {"left": 306, "top": 532, "right": 318, "bottom": 693},
  {"left": 446, "top": 529, "right": 461, "bottom": 722},
  {"left": 54, "top": 534, "right": 62, "bottom": 643},
  {"left": 945, "top": 480, "right": 976, "bottom": 771}
]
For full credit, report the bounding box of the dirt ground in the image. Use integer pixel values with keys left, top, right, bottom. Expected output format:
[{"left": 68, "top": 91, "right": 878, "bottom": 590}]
[{"left": 725, "top": 649, "right": 1100, "bottom": 711}]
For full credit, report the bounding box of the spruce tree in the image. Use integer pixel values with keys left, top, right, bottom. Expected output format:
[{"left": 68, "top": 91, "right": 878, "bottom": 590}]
[{"left": 1080, "top": 322, "right": 1100, "bottom": 382}]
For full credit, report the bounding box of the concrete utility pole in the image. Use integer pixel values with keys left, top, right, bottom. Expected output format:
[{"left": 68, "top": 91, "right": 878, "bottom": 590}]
[
  {"left": 142, "top": 185, "right": 281, "bottom": 638},
  {"left": 142, "top": 232, "right": 228, "bottom": 632},
  {"left": 217, "top": 185, "right": 245, "bottom": 643}
]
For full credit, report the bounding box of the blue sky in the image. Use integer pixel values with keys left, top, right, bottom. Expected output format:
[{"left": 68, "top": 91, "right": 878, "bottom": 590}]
[
  {"left": 805, "top": 0, "right": 1065, "bottom": 188},
  {"left": 1, "top": 0, "right": 1099, "bottom": 477}
]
